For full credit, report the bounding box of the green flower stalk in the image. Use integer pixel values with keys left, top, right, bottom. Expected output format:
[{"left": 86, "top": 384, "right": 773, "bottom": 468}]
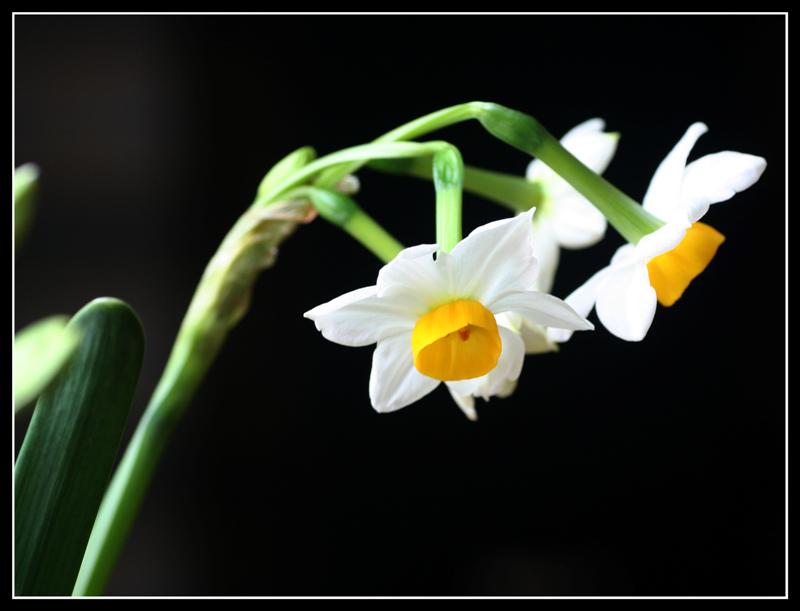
[
  {"left": 317, "top": 101, "right": 663, "bottom": 244},
  {"left": 73, "top": 197, "right": 316, "bottom": 596},
  {"left": 475, "top": 103, "right": 664, "bottom": 243},
  {"left": 304, "top": 144, "right": 465, "bottom": 260},
  {"left": 433, "top": 145, "right": 464, "bottom": 252},
  {"left": 369, "top": 157, "right": 544, "bottom": 215},
  {"left": 314, "top": 102, "right": 484, "bottom": 188}
]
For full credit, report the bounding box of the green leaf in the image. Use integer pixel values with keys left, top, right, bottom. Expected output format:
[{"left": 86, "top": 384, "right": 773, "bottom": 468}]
[
  {"left": 14, "top": 298, "right": 145, "bottom": 596},
  {"left": 14, "top": 163, "right": 40, "bottom": 248},
  {"left": 14, "top": 316, "right": 81, "bottom": 412},
  {"left": 256, "top": 145, "right": 316, "bottom": 198}
]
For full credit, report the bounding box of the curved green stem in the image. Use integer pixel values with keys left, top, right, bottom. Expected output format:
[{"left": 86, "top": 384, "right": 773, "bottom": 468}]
[
  {"left": 313, "top": 102, "right": 484, "bottom": 189},
  {"left": 369, "top": 157, "right": 543, "bottom": 214},
  {"left": 73, "top": 285, "right": 229, "bottom": 595},
  {"left": 307, "top": 100, "right": 663, "bottom": 244},
  {"left": 255, "top": 141, "right": 454, "bottom": 208}
]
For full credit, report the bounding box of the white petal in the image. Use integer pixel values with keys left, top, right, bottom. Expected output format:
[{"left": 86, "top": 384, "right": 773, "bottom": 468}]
[
  {"left": 560, "top": 125, "right": 619, "bottom": 176},
  {"left": 525, "top": 157, "right": 548, "bottom": 182},
  {"left": 595, "top": 262, "right": 657, "bottom": 342},
  {"left": 494, "top": 377, "right": 519, "bottom": 398},
  {"left": 560, "top": 117, "right": 607, "bottom": 139},
  {"left": 551, "top": 192, "right": 608, "bottom": 249},
  {"left": 530, "top": 218, "right": 560, "bottom": 294},
  {"left": 495, "top": 310, "right": 523, "bottom": 333},
  {"left": 375, "top": 243, "right": 446, "bottom": 315},
  {"left": 388, "top": 243, "right": 438, "bottom": 262},
  {"left": 369, "top": 332, "right": 439, "bottom": 413},
  {"left": 480, "top": 326, "right": 526, "bottom": 398},
  {"left": 610, "top": 243, "right": 638, "bottom": 266},
  {"left": 444, "top": 377, "right": 484, "bottom": 397},
  {"left": 633, "top": 221, "right": 689, "bottom": 262},
  {"left": 642, "top": 122, "right": 708, "bottom": 221},
  {"left": 681, "top": 151, "right": 767, "bottom": 222},
  {"left": 449, "top": 208, "right": 538, "bottom": 304},
  {"left": 518, "top": 320, "right": 559, "bottom": 354},
  {"left": 499, "top": 310, "right": 558, "bottom": 354},
  {"left": 304, "top": 286, "right": 415, "bottom": 347},
  {"left": 546, "top": 266, "right": 611, "bottom": 343},
  {"left": 489, "top": 290, "right": 594, "bottom": 331},
  {"left": 446, "top": 386, "right": 478, "bottom": 421}
]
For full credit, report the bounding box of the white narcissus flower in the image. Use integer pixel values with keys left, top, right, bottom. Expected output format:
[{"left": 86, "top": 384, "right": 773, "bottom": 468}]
[
  {"left": 304, "top": 210, "right": 593, "bottom": 420},
  {"left": 549, "top": 122, "right": 767, "bottom": 343},
  {"left": 505, "top": 119, "right": 619, "bottom": 357},
  {"left": 418, "top": 120, "right": 619, "bottom": 413},
  {"left": 526, "top": 118, "right": 619, "bottom": 294}
]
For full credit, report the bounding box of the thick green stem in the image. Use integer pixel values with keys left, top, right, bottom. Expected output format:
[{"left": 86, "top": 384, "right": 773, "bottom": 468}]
[
  {"left": 74, "top": 201, "right": 312, "bottom": 595},
  {"left": 73, "top": 299, "right": 225, "bottom": 595}
]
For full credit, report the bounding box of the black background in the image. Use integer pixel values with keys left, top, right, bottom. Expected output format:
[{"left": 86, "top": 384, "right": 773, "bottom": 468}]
[{"left": 14, "top": 14, "right": 786, "bottom": 596}]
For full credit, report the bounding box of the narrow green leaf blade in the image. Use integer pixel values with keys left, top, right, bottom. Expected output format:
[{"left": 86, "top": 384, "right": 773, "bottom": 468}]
[
  {"left": 14, "top": 163, "right": 40, "bottom": 247},
  {"left": 14, "top": 298, "right": 145, "bottom": 596},
  {"left": 14, "top": 315, "right": 81, "bottom": 412}
]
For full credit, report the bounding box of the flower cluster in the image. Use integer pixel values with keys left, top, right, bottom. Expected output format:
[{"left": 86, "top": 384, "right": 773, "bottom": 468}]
[{"left": 302, "top": 105, "right": 766, "bottom": 419}]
